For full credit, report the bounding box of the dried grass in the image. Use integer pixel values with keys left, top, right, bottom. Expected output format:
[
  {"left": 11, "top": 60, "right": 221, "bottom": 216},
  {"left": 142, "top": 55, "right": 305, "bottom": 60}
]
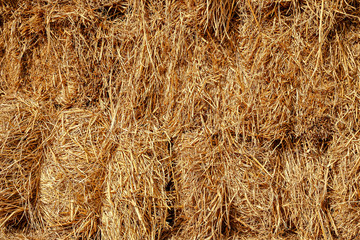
[{"left": 1, "top": 0, "right": 360, "bottom": 239}]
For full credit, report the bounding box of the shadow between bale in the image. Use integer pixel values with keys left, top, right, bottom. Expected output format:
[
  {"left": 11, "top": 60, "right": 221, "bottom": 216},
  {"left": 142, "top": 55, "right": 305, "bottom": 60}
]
[{"left": 38, "top": 108, "right": 112, "bottom": 239}]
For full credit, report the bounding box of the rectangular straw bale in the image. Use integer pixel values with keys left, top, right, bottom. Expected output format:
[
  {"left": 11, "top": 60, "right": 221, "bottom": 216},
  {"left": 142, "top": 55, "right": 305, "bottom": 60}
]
[
  {"left": 39, "top": 108, "right": 111, "bottom": 239},
  {"left": 328, "top": 134, "right": 360, "bottom": 239},
  {"left": 0, "top": 1, "right": 130, "bottom": 107},
  {"left": 279, "top": 147, "right": 334, "bottom": 239},
  {"left": 172, "top": 130, "right": 231, "bottom": 239},
  {"left": 101, "top": 127, "right": 172, "bottom": 240},
  {"left": 225, "top": 132, "right": 333, "bottom": 239},
  {"left": 225, "top": 140, "right": 283, "bottom": 238},
  {"left": 0, "top": 96, "right": 44, "bottom": 229}
]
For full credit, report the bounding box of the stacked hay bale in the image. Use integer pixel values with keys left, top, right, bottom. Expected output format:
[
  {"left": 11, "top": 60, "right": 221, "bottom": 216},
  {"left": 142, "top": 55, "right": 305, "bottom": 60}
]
[
  {"left": 39, "top": 108, "right": 112, "bottom": 239},
  {"left": 224, "top": 0, "right": 360, "bottom": 239},
  {"left": 1, "top": 0, "right": 360, "bottom": 239},
  {"left": 273, "top": 145, "right": 331, "bottom": 239},
  {"left": 101, "top": 126, "right": 172, "bottom": 240},
  {"left": 0, "top": 96, "right": 44, "bottom": 229}
]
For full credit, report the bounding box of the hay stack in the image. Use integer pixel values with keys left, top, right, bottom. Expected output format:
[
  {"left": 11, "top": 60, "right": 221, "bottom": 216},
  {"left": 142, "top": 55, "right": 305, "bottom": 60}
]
[
  {"left": 0, "top": 95, "right": 44, "bottom": 230},
  {"left": 1, "top": 0, "right": 360, "bottom": 238},
  {"left": 101, "top": 126, "right": 172, "bottom": 240},
  {"left": 39, "top": 108, "right": 111, "bottom": 239}
]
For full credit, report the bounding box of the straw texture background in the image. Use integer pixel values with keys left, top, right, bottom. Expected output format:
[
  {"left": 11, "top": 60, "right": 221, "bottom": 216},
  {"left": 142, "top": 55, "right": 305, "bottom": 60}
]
[{"left": 1, "top": 0, "right": 360, "bottom": 239}]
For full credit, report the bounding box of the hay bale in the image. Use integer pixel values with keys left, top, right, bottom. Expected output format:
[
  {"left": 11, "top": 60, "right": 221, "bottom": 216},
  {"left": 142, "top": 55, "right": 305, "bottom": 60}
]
[
  {"left": 226, "top": 139, "right": 332, "bottom": 239},
  {"left": 0, "top": 95, "right": 44, "bottom": 229},
  {"left": 329, "top": 140, "right": 360, "bottom": 239},
  {"left": 279, "top": 147, "right": 334, "bottom": 239},
  {"left": 0, "top": 0, "right": 129, "bottom": 107},
  {"left": 327, "top": 117, "right": 360, "bottom": 239},
  {"left": 101, "top": 127, "right": 172, "bottom": 240},
  {"left": 225, "top": 138, "right": 284, "bottom": 238},
  {"left": 39, "top": 108, "right": 111, "bottom": 239},
  {"left": 172, "top": 130, "right": 231, "bottom": 239}
]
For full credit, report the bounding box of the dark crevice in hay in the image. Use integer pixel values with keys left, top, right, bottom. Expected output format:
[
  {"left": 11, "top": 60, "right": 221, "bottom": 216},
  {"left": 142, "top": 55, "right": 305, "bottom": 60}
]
[
  {"left": 0, "top": 0, "right": 20, "bottom": 9},
  {"left": 317, "top": 135, "right": 333, "bottom": 153},
  {"left": 280, "top": 218, "right": 297, "bottom": 238},
  {"left": 53, "top": 102, "right": 63, "bottom": 110},
  {"left": 327, "top": 19, "right": 360, "bottom": 44},
  {"left": 327, "top": 1, "right": 360, "bottom": 42},
  {"left": 187, "top": 0, "right": 240, "bottom": 40},
  {"left": 270, "top": 138, "right": 287, "bottom": 152},
  {"left": 0, "top": 46, "right": 4, "bottom": 59},
  {"left": 160, "top": 134, "right": 184, "bottom": 239},
  {"left": 19, "top": 48, "right": 32, "bottom": 87},
  {"left": 95, "top": 2, "right": 131, "bottom": 21},
  {"left": 134, "top": 95, "right": 152, "bottom": 120},
  {"left": 164, "top": 137, "right": 175, "bottom": 228},
  {"left": 4, "top": 210, "right": 29, "bottom": 232},
  {"left": 0, "top": 13, "right": 3, "bottom": 29},
  {"left": 261, "top": 0, "right": 305, "bottom": 20},
  {"left": 296, "top": 115, "right": 334, "bottom": 153}
]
